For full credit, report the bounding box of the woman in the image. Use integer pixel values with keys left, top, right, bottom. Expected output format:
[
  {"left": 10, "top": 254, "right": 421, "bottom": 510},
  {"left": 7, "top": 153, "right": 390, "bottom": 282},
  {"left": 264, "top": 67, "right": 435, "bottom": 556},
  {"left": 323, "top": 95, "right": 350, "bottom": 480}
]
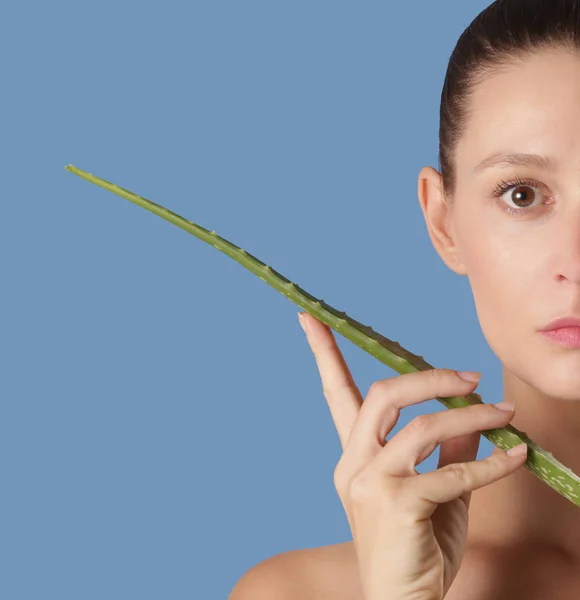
[{"left": 231, "top": 1, "right": 580, "bottom": 598}]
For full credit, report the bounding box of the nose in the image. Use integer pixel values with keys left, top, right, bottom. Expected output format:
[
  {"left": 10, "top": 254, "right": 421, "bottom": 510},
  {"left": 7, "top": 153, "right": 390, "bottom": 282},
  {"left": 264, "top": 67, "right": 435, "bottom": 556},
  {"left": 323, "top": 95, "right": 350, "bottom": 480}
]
[{"left": 555, "top": 207, "right": 580, "bottom": 286}]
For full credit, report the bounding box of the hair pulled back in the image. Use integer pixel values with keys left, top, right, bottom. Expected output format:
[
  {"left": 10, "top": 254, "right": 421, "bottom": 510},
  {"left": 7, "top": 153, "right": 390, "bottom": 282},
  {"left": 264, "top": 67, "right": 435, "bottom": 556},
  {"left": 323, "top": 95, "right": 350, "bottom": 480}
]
[{"left": 440, "top": 0, "right": 580, "bottom": 200}]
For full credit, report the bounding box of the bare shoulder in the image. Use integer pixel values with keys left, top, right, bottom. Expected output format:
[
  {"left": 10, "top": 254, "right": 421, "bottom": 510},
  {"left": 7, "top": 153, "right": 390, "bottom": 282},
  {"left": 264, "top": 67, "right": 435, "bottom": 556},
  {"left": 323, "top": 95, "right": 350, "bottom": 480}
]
[{"left": 229, "top": 540, "right": 363, "bottom": 600}]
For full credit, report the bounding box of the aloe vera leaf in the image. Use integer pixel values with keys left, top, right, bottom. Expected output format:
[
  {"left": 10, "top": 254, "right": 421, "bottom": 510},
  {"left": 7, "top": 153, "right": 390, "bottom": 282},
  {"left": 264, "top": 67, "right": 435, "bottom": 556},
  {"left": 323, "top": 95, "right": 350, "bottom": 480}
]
[{"left": 65, "top": 163, "right": 580, "bottom": 507}]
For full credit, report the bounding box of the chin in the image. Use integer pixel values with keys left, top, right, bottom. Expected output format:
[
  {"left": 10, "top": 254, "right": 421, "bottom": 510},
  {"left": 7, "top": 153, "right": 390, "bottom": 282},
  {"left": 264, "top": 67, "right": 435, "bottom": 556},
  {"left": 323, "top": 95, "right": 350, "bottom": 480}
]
[{"left": 528, "top": 367, "right": 580, "bottom": 403}]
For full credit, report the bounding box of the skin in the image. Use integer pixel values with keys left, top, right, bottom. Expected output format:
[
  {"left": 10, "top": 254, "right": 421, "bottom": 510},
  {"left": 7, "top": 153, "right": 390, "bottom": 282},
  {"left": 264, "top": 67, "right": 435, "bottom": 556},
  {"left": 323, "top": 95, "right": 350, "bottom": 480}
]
[
  {"left": 233, "top": 43, "right": 580, "bottom": 599},
  {"left": 417, "top": 45, "right": 580, "bottom": 573}
]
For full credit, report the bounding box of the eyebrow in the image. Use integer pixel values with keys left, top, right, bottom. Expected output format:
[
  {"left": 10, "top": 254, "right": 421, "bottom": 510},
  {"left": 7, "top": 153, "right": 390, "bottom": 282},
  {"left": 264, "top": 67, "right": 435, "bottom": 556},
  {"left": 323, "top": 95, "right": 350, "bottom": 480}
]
[{"left": 472, "top": 152, "right": 559, "bottom": 175}]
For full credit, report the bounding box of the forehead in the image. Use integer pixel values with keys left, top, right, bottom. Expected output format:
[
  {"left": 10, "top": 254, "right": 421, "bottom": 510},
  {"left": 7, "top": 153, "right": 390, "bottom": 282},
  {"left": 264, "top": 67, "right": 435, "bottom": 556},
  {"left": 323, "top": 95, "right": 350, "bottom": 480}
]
[{"left": 457, "top": 47, "right": 580, "bottom": 176}]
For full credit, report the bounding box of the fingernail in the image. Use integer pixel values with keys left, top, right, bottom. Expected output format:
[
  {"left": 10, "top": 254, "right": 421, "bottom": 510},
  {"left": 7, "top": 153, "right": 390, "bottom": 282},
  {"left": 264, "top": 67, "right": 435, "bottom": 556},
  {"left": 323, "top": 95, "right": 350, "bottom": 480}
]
[
  {"left": 492, "top": 400, "right": 514, "bottom": 412},
  {"left": 507, "top": 442, "right": 527, "bottom": 457},
  {"left": 298, "top": 312, "right": 307, "bottom": 333},
  {"left": 457, "top": 371, "right": 481, "bottom": 382}
]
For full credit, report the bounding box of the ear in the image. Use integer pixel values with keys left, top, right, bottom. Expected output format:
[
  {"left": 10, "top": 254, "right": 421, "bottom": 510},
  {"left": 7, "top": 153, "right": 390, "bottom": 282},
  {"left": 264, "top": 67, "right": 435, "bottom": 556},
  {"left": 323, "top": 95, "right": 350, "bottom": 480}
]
[{"left": 417, "top": 166, "right": 467, "bottom": 276}]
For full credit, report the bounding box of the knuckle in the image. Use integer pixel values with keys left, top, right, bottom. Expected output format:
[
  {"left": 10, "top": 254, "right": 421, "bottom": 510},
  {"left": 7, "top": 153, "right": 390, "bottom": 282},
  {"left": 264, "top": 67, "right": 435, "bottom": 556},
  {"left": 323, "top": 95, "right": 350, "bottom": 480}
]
[
  {"left": 348, "top": 471, "right": 378, "bottom": 504},
  {"left": 347, "top": 477, "right": 367, "bottom": 504},
  {"left": 432, "top": 367, "right": 456, "bottom": 381},
  {"left": 445, "top": 462, "right": 473, "bottom": 486},
  {"left": 367, "top": 378, "right": 393, "bottom": 398},
  {"left": 429, "top": 368, "right": 444, "bottom": 386},
  {"left": 408, "top": 414, "right": 433, "bottom": 434},
  {"left": 333, "top": 461, "right": 348, "bottom": 494},
  {"left": 435, "top": 369, "right": 457, "bottom": 379},
  {"left": 348, "top": 468, "right": 399, "bottom": 505}
]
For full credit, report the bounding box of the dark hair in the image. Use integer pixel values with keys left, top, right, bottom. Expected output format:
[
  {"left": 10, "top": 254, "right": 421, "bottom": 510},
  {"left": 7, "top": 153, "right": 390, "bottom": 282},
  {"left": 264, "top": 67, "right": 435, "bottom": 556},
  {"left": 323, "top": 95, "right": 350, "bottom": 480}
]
[{"left": 439, "top": 0, "right": 580, "bottom": 201}]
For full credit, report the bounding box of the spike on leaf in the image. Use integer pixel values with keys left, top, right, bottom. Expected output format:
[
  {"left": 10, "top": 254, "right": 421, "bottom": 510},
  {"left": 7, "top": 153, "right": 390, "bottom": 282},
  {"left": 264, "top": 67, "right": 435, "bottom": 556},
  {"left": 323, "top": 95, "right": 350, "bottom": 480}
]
[{"left": 64, "top": 163, "right": 580, "bottom": 508}]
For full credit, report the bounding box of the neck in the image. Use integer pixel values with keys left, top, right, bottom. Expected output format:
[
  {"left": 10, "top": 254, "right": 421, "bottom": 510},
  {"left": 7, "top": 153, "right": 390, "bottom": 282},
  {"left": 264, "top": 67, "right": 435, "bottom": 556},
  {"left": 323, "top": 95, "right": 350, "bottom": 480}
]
[{"left": 466, "top": 367, "right": 580, "bottom": 565}]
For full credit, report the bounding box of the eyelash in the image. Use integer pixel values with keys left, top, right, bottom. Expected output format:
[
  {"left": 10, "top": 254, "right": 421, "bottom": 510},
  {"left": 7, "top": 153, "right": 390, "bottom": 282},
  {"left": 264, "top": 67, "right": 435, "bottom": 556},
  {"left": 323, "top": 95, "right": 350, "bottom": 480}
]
[{"left": 490, "top": 176, "right": 548, "bottom": 216}]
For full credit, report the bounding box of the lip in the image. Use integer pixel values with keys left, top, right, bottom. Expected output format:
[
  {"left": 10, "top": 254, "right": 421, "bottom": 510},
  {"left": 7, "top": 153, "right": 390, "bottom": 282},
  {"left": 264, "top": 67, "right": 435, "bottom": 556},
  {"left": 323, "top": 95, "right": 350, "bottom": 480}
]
[
  {"left": 540, "top": 316, "right": 580, "bottom": 331},
  {"left": 541, "top": 326, "right": 580, "bottom": 348}
]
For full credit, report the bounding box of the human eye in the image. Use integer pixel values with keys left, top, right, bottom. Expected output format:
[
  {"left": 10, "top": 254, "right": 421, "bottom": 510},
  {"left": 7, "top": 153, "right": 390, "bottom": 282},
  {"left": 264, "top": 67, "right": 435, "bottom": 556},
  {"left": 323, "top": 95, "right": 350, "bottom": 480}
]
[{"left": 490, "top": 176, "right": 551, "bottom": 216}]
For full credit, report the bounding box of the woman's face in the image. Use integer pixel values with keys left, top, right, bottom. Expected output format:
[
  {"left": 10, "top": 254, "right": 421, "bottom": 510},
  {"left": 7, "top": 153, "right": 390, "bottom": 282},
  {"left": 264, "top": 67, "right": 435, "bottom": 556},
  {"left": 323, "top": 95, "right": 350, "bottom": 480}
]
[{"left": 423, "top": 47, "right": 580, "bottom": 400}]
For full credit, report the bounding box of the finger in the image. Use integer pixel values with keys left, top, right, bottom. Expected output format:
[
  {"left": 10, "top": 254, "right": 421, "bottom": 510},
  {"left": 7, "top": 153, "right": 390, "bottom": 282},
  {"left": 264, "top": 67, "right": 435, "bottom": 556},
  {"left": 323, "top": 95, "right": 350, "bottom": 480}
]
[
  {"left": 437, "top": 430, "right": 481, "bottom": 510},
  {"left": 374, "top": 402, "right": 514, "bottom": 477},
  {"left": 299, "top": 312, "right": 363, "bottom": 449},
  {"left": 399, "top": 442, "right": 527, "bottom": 522},
  {"left": 345, "top": 368, "right": 480, "bottom": 472}
]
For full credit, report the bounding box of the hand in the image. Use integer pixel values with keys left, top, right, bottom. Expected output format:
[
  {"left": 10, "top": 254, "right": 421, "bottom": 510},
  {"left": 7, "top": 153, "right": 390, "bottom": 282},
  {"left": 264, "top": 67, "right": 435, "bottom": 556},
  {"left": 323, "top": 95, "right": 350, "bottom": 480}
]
[{"left": 298, "top": 312, "right": 526, "bottom": 600}]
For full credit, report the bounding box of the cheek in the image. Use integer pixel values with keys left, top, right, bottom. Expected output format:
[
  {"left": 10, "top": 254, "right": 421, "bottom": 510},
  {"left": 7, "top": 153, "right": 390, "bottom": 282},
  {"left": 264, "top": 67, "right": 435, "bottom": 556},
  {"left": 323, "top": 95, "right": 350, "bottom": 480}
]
[
  {"left": 453, "top": 207, "right": 580, "bottom": 397},
  {"left": 458, "top": 208, "right": 541, "bottom": 297},
  {"left": 467, "top": 261, "right": 535, "bottom": 384},
  {"left": 468, "top": 262, "right": 517, "bottom": 339},
  {"left": 459, "top": 228, "right": 539, "bottom": 353}
]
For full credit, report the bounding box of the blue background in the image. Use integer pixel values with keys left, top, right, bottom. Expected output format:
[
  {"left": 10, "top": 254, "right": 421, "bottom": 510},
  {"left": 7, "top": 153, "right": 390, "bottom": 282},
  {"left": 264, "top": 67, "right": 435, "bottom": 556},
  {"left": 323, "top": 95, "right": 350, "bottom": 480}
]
[{"left": 2, "top": 1, "right": 498, "bottom": 598}]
